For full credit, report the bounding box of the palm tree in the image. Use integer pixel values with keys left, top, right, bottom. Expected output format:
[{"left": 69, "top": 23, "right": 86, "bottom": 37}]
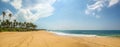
[
  {"left": 26, "top": 22, "right": 30, "bottom": 29},
  {"left": 0, "top": 20, "right": 1, "bottom": 28},
  {"left": 30, "top": 23, "right": 36, "bottom": 30},
  {"left": 1, "top": 11, "right": 6, "bottom": 28},
  {"left": 0, "top": 11, "right": 38, "bottom": 31},
  {"left": 16, "top": 21, "right": 19, "bottom": 28},
  {"left": 5, "top": 19, "right": 10, "bottom": 28},
  {"left": 32, "top": 24, "right": 37, "bottom": 29},
  {"left": 0, "top": 20, "right": 1, "bottom": 31},
  {"left": 2, "top": 11, "right": 5, "bottom": 22},
  {"left": 8, "top": 13, "right": 12, "bottom": 20},
  {"left": 18, "top": 22, "right": 22, "bottom": 28},
  {"left": 8, "top": 13, "right": 12, "bottom": 28},
  {"left": 24, "top": 22, "right": 27, "bottom": 28},
  {"left": 13, "top": 20, "right": 16, "bottom": 28}
]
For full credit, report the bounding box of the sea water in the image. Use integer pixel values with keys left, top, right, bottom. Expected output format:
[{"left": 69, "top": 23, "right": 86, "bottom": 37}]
[{"left": 49, "top": 30, "right": 120, "bottom": 37}]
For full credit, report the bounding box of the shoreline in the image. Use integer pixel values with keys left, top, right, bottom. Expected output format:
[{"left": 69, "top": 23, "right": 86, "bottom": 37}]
[
  {"left": 0, "top": 30, "right": 120, "bottom": 47},
  {"left": 49, "top": 31, "right": 120, "bottom": 38}
]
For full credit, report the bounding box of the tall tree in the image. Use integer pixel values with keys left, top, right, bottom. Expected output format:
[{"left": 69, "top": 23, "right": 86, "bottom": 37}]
[
  {"left": 8, "top": 13, "right": 12, "bottom": 21},
  {"left": 13, "top": 20, "right": 16, "bottom": 28},
  {"left": 32, "top": 24, "right": 37, "bottom": 29},
  {"left": 1, "top": 12, "right": 6, "bottom": 28},
  {"left": 18, "top": 22, "right": 22, "bottom": 28},
  {"left": 0, "top": 20, "right": 1, "bottom": 28},
  {"left": 2, "top": 11, "right": 6, "bottom": 22},
  {"left": 24, "top": 22, "right": 27, "bottom": 29},
  {"left": 5, "top": 19, "right": 10, "bottom": 28},
  {"left": 9, "top": 13, "right": 12, "bottom": 28}
]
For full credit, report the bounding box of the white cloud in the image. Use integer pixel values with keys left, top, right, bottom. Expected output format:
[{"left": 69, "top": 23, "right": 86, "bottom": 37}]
[
  {"left": 1, "top": 0, "right": 56, "bottom": 22},
  {"left": 1, "top": 0, "right": 10, "bottom": 2},
  {"left": 87, "top": 1, "right": 104, "bottom": 10},
  {"left": 5, "top": 9, "right": 12, "bottom": 14},
  {"left": 15, "top": 0, "right": 56, "bottom": 22},
  {"left": 0, "top": 9, "right": 16, "bottom": 21},
  {"left": 4, "top": 9, "right": 13, "bottom": 20},
  {"left": 85, "top": 0, "right": 120, "bottom": 18},
  {"left": 5, "top": 9, "right": 16, "bottom": 21},
  {"left": 108, "top": 0, "right": 119, "bottom": 7},
  {"left": 85, "top": 0, "right": 105, "bottom": 18},
  {"left": 10, "top": 0, "right": 22, "bottom": 9},
  {"left": 1, "top": 0, "right": 22, "bottom": 9}
]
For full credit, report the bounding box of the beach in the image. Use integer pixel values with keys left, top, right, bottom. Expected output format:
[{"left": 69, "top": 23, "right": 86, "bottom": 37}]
[{"left": 0, "top": 30, "right": 120, "bottom": 47}]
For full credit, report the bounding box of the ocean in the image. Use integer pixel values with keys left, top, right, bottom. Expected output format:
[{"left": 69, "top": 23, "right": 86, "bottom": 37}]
[{"left": 49, "top": 30, "right": 120, "bottom": 37}]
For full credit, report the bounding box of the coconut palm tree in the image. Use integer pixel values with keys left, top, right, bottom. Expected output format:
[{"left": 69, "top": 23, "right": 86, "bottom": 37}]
[
  {"left": 18, "top": 22, "right": 22, "bottom": 28},
  {"left": 0, "top": 11, "right": 37, "bottom": 31},
  {"left": 8, "top": 13, "right": 12, "bottom": 20},
  {"left": 1, "top": 11, "right": 6, "bottom": 28},
  {"left": 8, "top": 13, "right": 12, "bottom": 28},
  {"left": 26, "top": 22, "right": 30, "bottom": 29},
  {"left": 30, "top": 23, "right": 36, "bottom": 29},
  {"left": 24, "top": 22, "right": 27, "bottom": 28},
  {"left": 0, "top": 20, "right": 1, "bottom": 31},
  {"left": 5, "top": 19, "right": 10, "bottom": 28},
  {"left": 0, "top": 20, "right": 1, "bottom": 28},
  {"left": 2, "top": 11, "right": 5, "bottom": 22},
  {"left": 13, "top": 20, "right": 16, "bottom": 28},
  {"left": 32, "top": 24, "right": 37, "bottom": 30}
]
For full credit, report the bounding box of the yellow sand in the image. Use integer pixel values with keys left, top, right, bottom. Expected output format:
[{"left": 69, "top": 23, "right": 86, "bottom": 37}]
[{"left": 0, "top": 31, "right": 120, "bottom": 47}]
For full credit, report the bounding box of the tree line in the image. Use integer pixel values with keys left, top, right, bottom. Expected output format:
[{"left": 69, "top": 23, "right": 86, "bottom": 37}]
[{"left": 0, "top": 11, "right": 37, "bottom": 31}]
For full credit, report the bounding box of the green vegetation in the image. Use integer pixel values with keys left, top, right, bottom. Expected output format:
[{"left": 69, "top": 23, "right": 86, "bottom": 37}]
[{"left": 0, "top": 11, "right": 37, "bottom": 32}]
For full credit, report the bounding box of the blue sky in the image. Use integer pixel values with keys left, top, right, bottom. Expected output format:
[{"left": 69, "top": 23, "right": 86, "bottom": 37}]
[{"left": 0, "top": 0, "right": 120, "bottom": 30}]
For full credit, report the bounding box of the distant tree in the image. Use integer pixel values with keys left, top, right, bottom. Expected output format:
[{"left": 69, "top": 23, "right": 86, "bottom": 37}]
[
  {"left": 0, "top": 20, "right": 1, "bottom": 28},
  {"left": 2, "top": 11, "right": 5, "bottom": 22},
  {"left": 0, "top": 11, "right": 37, "bottom": 31},
  {"left": 13, "top": 20, "right": 16, "bottom": 28},
  {"left": 0, "top": 20, "right": 1, "bottom": 32},
  {"left": 8, "top": 13, "right": 12, "bottom": 20},
  {"left": 30, "top": 22, "right": 36, "bottom": 29},
  {"left": 18, "top": 22, "right": 22, "bottom": 28},
  {"left": 8, "top": 13, "right": 12, "bottom": 28},
  {"left": 32, "top": 24, "right": 37, "bottom": 29},
  {"left": 5, "top": 19, "right": 10, "bottom": 28},
  {"left": 25, "top": 22, "right": 27, "bottom": 29}
]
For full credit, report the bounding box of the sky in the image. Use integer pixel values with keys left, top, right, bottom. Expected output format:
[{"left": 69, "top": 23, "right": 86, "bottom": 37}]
[{"left": 0, "top": 0, "right": 120, "bottom": 30}]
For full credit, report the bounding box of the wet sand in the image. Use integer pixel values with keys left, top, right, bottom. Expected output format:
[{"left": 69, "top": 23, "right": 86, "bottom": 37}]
[{"left": 0, "top": 30, "right": 120, "bottom": 47}]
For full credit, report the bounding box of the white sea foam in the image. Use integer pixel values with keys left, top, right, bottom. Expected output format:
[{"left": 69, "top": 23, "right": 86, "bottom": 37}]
[{"left": 49, "top": 31, "right": 99, "bottom": 37}]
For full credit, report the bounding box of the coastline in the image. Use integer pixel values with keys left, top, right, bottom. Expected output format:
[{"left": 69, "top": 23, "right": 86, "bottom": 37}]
[
  {"left": 49, "top": 30, "right": 120, "bottom": 37},
  {"left": 0, "top": 30, "right": 120, "bottom": 47}
]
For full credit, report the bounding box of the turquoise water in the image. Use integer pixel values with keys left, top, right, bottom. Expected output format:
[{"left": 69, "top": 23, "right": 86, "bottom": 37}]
[{"left": 50, "top": 30, "right": 120, "bottom": 37}]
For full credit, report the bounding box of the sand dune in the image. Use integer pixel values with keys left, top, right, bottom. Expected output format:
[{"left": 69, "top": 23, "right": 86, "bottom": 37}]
[{"left": 0, "top": 31, "right": 120, "bottom": 47}]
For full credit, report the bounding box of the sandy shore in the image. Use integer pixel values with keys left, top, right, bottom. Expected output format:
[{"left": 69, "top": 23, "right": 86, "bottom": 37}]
[{"left": 0, "top": 30, "right": 120, "bottom": 47}]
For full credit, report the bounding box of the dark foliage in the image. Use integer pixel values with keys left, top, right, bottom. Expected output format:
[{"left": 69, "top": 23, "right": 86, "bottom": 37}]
[{"left": 0, "top": 11, "right": 37, "bottom": 32}]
